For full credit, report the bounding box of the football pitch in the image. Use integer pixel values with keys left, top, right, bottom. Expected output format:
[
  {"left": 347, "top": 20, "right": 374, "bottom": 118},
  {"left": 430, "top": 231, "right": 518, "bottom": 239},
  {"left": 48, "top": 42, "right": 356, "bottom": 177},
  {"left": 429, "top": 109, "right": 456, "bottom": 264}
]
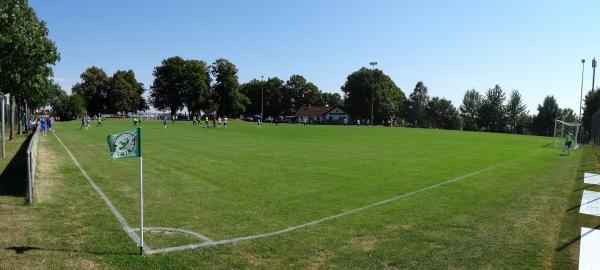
[{"left": 27, "top": 119, "right": 582, "bottom": 268}]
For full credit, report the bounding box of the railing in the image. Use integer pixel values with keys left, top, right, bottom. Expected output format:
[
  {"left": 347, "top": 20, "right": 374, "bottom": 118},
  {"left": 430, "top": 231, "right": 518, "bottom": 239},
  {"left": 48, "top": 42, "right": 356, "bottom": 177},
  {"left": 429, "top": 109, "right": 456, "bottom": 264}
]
[{"left": 26, "top": 124, "right": 40, "bottom": 205}]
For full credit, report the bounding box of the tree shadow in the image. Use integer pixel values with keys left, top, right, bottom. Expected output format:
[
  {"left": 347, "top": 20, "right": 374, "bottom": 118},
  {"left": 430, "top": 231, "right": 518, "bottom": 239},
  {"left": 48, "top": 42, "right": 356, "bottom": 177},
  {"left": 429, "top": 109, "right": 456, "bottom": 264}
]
[
  {"left": 0, "top": 134, "right": 31, "bottom": 197},
  {"left": 4, "top": 245, "right": 137, "bottom": 256},
  {"left": 555, "top": 224, "right": 600, "bottom": 251}
]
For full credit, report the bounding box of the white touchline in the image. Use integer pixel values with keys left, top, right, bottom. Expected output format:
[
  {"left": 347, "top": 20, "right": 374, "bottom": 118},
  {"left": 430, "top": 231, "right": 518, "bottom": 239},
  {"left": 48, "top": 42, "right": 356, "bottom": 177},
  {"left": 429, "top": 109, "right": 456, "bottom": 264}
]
[
  {"left": 54, "top": 131, "right": 539, "bottom": 255},
  {"left": 53, "top": 132, "right": 151, "bottom": 251},
  {"left": 146, "top": 152, "right": 536, "bottom": 255}
]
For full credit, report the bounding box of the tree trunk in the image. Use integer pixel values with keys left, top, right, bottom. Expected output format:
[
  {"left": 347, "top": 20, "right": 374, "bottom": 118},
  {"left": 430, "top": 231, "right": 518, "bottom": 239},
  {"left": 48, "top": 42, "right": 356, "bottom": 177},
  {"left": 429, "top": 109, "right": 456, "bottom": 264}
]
[
  {"left": 9, "top": 97, "right": 14, "bottom": 141},
  {"left": 16, "top": 104, "right": 21, "bottom": 135}
]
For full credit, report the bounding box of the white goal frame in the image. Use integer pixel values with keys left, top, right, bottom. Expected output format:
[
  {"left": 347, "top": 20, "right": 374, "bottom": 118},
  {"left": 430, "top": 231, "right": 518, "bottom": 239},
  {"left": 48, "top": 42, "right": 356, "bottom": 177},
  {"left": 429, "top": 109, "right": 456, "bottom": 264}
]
[{"left": 553, "top": 119, "right": 580, "bottom": 149}]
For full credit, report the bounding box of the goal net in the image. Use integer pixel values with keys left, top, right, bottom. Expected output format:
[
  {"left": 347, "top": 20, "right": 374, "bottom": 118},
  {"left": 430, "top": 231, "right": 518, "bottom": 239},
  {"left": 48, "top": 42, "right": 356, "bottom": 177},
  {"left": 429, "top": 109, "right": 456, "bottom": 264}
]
[{"left": 553, "top": 120, "right": 580, "bottom": 149}]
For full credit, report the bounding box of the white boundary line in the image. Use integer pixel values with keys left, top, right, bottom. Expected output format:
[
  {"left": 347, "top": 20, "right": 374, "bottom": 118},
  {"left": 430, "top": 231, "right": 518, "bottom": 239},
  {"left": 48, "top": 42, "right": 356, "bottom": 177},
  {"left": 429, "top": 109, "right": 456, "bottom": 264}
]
[
  {"left": 54, "top": 131, "right": 537, "bottom": 255},
  {"left": 147, "top": 153, "right": 533, "bottom": 255},
  {"left": 53, "top": 132, "right": 151, "bottom": 251}
]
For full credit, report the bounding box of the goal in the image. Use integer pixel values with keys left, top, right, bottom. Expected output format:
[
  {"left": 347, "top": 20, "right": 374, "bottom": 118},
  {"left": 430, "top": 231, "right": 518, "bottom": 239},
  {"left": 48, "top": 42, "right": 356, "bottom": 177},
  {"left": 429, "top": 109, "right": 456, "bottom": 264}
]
[{"left": 553, "top": 120, "right": 580, "bottom": 149}]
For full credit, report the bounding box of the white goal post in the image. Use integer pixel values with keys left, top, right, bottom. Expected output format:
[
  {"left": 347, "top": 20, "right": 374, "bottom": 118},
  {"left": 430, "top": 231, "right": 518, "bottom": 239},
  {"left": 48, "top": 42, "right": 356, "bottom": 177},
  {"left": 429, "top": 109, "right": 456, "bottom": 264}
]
[{"left": 553, "top": 120, "right": 581, "bottom": 149}]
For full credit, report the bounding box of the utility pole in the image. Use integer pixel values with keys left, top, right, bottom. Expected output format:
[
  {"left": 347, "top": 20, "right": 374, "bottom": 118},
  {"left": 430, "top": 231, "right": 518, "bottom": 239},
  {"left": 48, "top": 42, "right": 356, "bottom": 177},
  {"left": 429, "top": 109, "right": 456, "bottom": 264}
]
[
  {"left": 579, "top": 59, "right": 586, "bottom": 122},
  {"left": 369, "top": 61, "right": 377, "bottom": 126}
]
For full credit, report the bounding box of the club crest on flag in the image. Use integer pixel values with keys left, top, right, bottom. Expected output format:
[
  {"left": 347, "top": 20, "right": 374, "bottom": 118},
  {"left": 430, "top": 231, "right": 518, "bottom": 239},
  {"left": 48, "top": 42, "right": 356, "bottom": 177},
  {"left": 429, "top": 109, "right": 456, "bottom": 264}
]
[{"left": 107, "top": 127, "right": 141, "bottom": 159}]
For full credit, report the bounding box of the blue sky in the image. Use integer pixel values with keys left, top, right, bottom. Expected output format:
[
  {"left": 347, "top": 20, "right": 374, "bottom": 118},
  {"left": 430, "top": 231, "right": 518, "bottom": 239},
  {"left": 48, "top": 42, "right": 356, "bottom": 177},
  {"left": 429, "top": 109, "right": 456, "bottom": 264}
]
[{"left": 30, "top": 0, "right": 600, "bottom": 114}]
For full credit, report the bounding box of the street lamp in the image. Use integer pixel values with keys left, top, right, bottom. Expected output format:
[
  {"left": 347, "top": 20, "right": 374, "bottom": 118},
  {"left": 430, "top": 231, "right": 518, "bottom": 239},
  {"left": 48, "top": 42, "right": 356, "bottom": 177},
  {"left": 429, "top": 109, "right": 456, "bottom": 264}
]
[
  {"left": 579, "top": 59, "right": 585, "bottom": 122},
  {"left": 369, "top": 61, "right": 377, "bottom": 126}
]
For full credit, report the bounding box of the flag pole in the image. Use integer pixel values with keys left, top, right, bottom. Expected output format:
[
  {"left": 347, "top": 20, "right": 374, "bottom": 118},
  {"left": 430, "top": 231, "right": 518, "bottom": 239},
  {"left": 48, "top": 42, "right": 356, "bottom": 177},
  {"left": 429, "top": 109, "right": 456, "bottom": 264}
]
[{"left": 138, "top": 126, "right": 144, "bottom": 255}]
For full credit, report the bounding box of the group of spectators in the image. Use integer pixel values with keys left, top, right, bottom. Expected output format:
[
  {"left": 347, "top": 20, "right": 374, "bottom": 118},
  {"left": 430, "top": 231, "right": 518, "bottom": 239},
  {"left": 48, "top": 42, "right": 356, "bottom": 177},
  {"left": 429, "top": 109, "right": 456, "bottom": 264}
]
[{"left": 29, "top": 115, "right": 55, "bottom": 135}]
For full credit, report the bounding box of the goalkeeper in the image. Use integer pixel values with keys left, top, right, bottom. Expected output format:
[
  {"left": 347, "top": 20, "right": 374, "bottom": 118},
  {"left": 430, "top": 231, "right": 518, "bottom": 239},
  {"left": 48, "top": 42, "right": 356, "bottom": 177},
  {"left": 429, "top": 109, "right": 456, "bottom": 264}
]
[{"left": 563, "top": 131, "right": 574, "bottom": 154}]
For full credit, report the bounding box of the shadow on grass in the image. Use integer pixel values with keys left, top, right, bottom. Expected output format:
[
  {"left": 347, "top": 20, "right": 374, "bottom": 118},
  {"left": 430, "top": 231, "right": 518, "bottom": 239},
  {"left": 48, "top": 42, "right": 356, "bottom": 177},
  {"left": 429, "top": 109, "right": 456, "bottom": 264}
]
[
  {"left": 555, "top": 224, "right": 600, "bottom": 251},
  {"left": 0, "top": 135, "right": 32, "bottom": 197},
  {"left": 4, "top": 246, "right": 137, "bottom": 256},
  {"left": 573, "top": 185, "right": 596, "bottom": 192},
  {"left": 554, "top": 145, "right": 600, "bottom": 253}
]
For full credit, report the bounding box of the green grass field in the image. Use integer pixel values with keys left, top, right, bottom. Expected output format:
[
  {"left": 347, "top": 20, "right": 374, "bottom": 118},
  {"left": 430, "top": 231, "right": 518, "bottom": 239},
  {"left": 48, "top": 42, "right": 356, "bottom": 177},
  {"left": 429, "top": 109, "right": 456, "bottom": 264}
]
[{"left": 1, "top": 119, "right": 590, "bottom": 269}]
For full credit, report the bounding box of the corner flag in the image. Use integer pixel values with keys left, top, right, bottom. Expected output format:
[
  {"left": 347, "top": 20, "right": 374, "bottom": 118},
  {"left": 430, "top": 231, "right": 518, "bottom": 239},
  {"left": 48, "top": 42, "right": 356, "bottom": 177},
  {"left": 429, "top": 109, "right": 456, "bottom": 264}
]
[
  {"left": 107, "top": 127, "right": 141, "bottom": 159},
  {"left": 106, "top": 127, "right": 145, "bottom": 255}
]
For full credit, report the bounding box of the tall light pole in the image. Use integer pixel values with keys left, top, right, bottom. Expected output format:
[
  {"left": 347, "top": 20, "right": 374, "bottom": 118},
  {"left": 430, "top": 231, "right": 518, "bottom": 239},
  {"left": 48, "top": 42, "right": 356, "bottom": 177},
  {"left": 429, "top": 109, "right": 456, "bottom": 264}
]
[
  {"left": 369, "top": 61, "right": 377, "bottom": 126},
  {"left": 593, "top": 57, "right": 597, "bottom": 92},
  {"left": 579, "top": 59, "right": 586, "bottom": 122},
  {"left": 261, "top": 75, "right": 264, "bottom": 122}
]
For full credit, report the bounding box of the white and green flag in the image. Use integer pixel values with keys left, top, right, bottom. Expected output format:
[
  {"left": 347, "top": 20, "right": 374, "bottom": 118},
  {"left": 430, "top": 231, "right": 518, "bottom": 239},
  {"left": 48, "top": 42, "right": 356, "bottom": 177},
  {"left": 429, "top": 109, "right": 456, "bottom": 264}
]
[
  {"left": 106, "top": 127, "right": 145, "bottom": 255},
  {"left": 107, "top": 127, "right": 141, "bottom": 159}
]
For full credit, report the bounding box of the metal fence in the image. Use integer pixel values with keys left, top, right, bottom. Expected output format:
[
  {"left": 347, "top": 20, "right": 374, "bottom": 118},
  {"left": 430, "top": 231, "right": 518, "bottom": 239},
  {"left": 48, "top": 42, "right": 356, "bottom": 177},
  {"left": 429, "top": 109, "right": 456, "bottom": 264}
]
[
  {"left": 591, "top": 110, "right": 600, "bottom": 144},
  {"left": 26, "top": 124, "right": 40, "bottom": 205}
]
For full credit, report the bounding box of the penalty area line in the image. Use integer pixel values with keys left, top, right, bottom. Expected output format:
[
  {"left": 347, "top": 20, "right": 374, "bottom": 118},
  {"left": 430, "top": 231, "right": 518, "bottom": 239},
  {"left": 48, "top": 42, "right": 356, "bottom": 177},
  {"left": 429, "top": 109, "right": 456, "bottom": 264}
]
[{"left": 147, "top": 151, "right": 537, "bottom": 255}]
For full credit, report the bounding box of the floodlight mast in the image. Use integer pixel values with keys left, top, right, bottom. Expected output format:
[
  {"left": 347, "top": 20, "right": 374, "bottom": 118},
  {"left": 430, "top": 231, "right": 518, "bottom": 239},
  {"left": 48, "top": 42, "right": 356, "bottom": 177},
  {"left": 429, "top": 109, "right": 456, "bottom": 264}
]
[
  {"left": 369, "top": 61, "right": 377, "bottom": 126},
  {"left": 261, "top": 75, "right": 264, "bottom": 122},
  {"left": 593, "top": 57, "right": 597, "bottom": 93},
  {"left": 579, "top": 59, "right": 585, "bottom": 122}
]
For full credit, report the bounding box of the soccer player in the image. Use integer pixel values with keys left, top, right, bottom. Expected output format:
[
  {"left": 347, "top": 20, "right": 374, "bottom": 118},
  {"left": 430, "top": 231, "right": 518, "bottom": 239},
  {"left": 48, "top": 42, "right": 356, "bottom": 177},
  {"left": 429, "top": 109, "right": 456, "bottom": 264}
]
[
  {"left": 217, "top": 116, "right": 222, "bottom": 128},
  {"left": 192, "top": 115, "right": 197, "bottom": 126},
  {"left": 224, "top": 116, "right": 228, "bottom": 128},
  {"left": 205, "top": 116, "right": 209, "bottom": 128},
  {"left": 40, "top": 116, "right": 47, "bottom": 135},
  {"left": 563, "top": 131, "right": 574, "bottom": 155},
  {"left": 163, "top": 115, "right": 168, "bottom": 128},
  {"left": 97, "top": 115, "right": 102, "bottom": 127}
]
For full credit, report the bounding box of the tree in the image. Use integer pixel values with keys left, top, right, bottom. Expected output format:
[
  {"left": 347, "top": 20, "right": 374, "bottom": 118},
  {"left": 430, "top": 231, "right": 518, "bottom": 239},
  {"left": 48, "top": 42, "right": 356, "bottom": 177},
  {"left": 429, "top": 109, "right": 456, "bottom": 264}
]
[
  {"left": 341, "top": 67, "right": 405, "bottom": 123},
  {"left": 558, "top": 108, "right": 577, "bottom": 122},
  {"left": 150, "top": 57, "right": 187, "bottom": 116},
  {"left": 183, "top": 60, "right": 211, "bottom": 115},
  {"left": 478, "top": 85, "right": 506, "bottom": 132},
  {"left": 240, "top": 79, "right": 263, "bottom": 116},
  {"left": 459, "top": 89, "right": 482, "bottom": 131},
  {"left": 1, "top": 0, "right": 59, "bottom": 137},
  {"left": 108, "top": 70, "right": 143, "bottom": 113},
  {"left": 0, "top": 0, "right": 59, "bottom": 104},
  {"left": 505, "top": 90, "right": 527, "bottom": 133},
  {"left": 211, "top": 59, "right": 248, "bottom": 116},
  {"left": 426, "top": 97, "right": 460, "bottom": 129},
  {"left": 27, "top": 75, "right": 61, "bottom": 109},
  {"left": 72, "top": 67, "right": 110, "bottom": 115},
  {"left": 405, "top": 81, "right": 430, "bottom": 127},
  {"left": 264, "top": 77, "right": 285, "bottom": 117},
  {"left": 241, "top": 77, "right": 290, "bottom": 118},
  {"left": 532, "top": 96, "right": 559, "bottom": 136},
  {"left": 283, "top": 75, "right": 322, "bottom": 114},
  {"left": 122, "top": 70, "right": 144, "bottom": 112},
  {"left": 316, "top": 92, "right": 342, "bottom": 107},
  {"left": 583, "top": 88, "right": 600, "bottom": 132},
  {"left": 50, "top": 89, "right": 85, "bottom": 120}
]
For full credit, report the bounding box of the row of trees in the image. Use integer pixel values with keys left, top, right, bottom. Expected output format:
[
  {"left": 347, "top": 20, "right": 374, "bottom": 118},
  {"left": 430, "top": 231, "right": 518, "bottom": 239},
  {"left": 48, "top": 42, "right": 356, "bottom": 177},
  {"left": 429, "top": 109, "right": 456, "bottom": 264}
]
[
  {"left": 1, "top": 0, "right": 589, "bottom": 139},
  {"left": 148, "top": 56, "right": 343, "bottom": 118},
  {"left": 69, "top": 67, "right": 147, "bottom": 116},
  {"left": 1, "top": 0, "right": 60, "bottom": 138},
  {"left": 66, "top": 56, "right": 579, "bottom": 136},
  {"left": 458, "top": 85, "right": 576, "bottom": 136}
]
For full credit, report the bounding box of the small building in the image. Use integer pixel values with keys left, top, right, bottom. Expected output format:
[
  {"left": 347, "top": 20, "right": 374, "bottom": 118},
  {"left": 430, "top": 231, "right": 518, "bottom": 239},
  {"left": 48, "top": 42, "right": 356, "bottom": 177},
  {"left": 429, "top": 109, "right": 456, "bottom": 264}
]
[{"left": 294, "top": 106, "right": 349, "bottom": 124}]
